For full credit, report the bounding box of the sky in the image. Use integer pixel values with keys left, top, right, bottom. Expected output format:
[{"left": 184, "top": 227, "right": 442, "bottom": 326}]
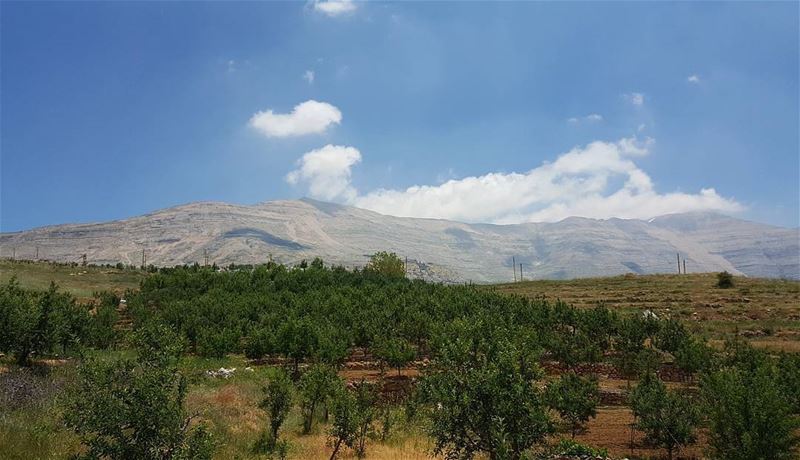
[{"left": 1, "top": 1, "right": 798, "bottom": 231}]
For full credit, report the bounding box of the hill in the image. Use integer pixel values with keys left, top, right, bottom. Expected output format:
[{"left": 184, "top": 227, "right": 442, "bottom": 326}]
[{"left": 1, "top": 198, "right": 798, "bottom": 282}]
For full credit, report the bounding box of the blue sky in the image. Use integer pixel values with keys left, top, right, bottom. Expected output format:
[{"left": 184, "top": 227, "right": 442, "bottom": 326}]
[{"left": 1, "top": 1, "right": 798, "bottom": 231}]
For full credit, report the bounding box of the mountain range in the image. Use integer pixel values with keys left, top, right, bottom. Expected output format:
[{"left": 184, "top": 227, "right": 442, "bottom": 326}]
[{"left": 1, "top": 198, "right": 798, "bottom": 283}]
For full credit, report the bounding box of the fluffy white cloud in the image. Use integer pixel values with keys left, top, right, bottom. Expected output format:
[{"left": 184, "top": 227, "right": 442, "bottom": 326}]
[
  {"left": 303, "top": 70, "right": 315, "bottom": 84},
  {"left": 313, "top": 0, "right": 357, "bottom": 17},
  {"left": 286, "top": 145, "right": 361, "bottom": 201},
  {"left": 287, "top": 138, "right": 743, "bottom": 223},
  {"left": 687, "top": 74, "right": 700, "bottom": 84},
  {"left": 624, "top": 92, "right": 645, "bottom": 106},
  {"left": 249, "top": 100, "right": 341, "bottom": 137}
]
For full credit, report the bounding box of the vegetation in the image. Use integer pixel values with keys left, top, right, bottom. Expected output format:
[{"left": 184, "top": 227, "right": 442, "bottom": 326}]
[
  {"left": 545, "top": 371, "right": 600, "bottom": 439},
  {"left": 63, "top": 323, "right": 213, "bottom": 460},
  {"left": 1, "top": 259, "right": 799, "bottom": 459},
  {"left": 717, "top": 271, "right": 734, "bottom": 288},
  {"left": 257, "top": 369, "right": 294, "bottom": 453},
  {"left": 629, "top": 373, "right": 700, "bottom": 460}
]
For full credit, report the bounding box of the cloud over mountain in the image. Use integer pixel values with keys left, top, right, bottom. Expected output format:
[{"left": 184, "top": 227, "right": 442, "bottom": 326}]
[{"left": 286, "top": 137, "right": 743, "bottom": 224}]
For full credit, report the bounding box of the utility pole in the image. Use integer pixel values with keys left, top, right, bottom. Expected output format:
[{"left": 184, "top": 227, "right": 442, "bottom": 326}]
[
  {"left": 519, "top": 263, "right": 524, "bottom": 282},
  {"left": 12, "top": 247, "right": 15, "bottom": 260},
  {"left": 677, "top": 252, "right": 681, "bottom": 274},
  {"left": 35, "top": 246, "right": 39, "bottom": 260},
  {"left": 683, "top": 259, "right": 687, "bottom": 275},
  {"left": 141, "top": 249, "right": 146, "bottom": 269},
  {"left": 512, "top": 256, "right": 517, "bottom": 282},
  {"left": 405, "top": 256, "right": 408, "bottom": 275},
  {"left": 204, "top": 249, "right": 209, "bottom": 267}
]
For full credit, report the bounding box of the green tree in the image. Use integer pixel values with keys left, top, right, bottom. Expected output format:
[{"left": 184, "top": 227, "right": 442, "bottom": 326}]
[
  {"left": 365, "top": 251, "right": 405, "bottom": 278},
  {"left": 701, "top": 364, "right": 799, "bottom": 459},
  {"left": 420, "top": 320, "right": 553, "bottom": 460},
  {"left": 259, "top": 370, "right": 294, "bottom": 450},
  {"left": 629, "top": 373, "right": 700, "bottom": 460},
  {"left": 63, "top": 323, "right": 212, "bottom": 460},
  {"left": 373, "top": 337, "right": 416, "bottom": 376},
  {"left": 327, "top": 381, "right": 377, "bottom": 459},
  {"left": 298, "top": 364, "right": 341, "bottom": 434},
  {"left": 328, "top": 386, "right": 358, "bottom": 460},
  {"left": 545, "top": 371, "right": 600, "bottom": 439}
]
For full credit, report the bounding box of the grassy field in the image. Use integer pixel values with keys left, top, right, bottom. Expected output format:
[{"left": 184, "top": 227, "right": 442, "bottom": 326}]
[
  {"left": 493, "top": 273, "right": 800, "bottom": 351},
  {"left": 0, "top": 259, "right": 145, "bottom": 302}
]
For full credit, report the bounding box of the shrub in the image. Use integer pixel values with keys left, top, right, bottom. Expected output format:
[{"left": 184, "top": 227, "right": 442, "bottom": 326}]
[
  {"left": 63, "top": 323, "right": 212, "bottom": 460},
  {"left": 716, "top": 271, "right": 734, "bottom": 288}
]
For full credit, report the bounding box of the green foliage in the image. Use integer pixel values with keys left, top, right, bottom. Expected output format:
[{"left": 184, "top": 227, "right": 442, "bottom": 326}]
[
  {"left": 298, "top": 364, "right": 342, "bottom": 434},
  {"left": 365, "top": 251, "right": 405, "bottom": 278},
  {"left": 373, "top": 336, "right": 416, "bottom": 376},
  {"left": 90, "top": 292, "right": 119, "bottom": 349},
  {"left": 545, "top": 371, "right": 600, "bottom": 438},
  {"left": 0, "top": 279, "right": 89, "bottom": 365},
  {"left": 259, "top": 370, "right": 294, "bottom": 450},
  {"left": 420, "top": 318, "right": 553, "bottom": 460},
  {"left": 701, "top": 358, "right": 799, "bottom": 459},
  {"left": 629, "top": 373, "right": 700, "bottom": 460},
  {"left": 717, "top": 271, "right": 734, "bottom": 288},
  {"left": 328, "top": 381, "right": 377, "bottom": 459},
  {"left": 63, "top": 323, "right": 212, "bottom": 460}
]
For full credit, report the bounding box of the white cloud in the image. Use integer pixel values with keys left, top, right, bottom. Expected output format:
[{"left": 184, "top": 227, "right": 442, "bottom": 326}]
[
  {"left": 249, "top": 100, "right": 341, "bottom": 138},
  {"left": 286, "top": 145, "right": 361, "bottom": 201},
  {"left": 287, "top": 137, "right": 743, "bottom": 223},
  {"left": 624, "top": 92, "right": 645, "bottom": 106},
  {"left": 303, "top": 70, "right": 315, "bottom": 84},
  {"left": 313, "top": 0, "right": 357, "bottom": 17},
  {"left": 687, "top": 74, "right": 700, "bottom": 84},
  {"left": 567, "top": 114, "right": 603, "bottom": 124}
]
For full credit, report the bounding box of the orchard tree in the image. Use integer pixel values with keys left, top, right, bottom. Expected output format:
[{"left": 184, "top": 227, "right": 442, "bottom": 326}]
[
  {"left": 630, "top": 373, "right": 699, "bottom": 460},
  {"left": 63, "top": 323, "right": 213, "bottom": 460},
  {"left": 366, "top": 251, "right": 405, "bottom": 278},
  {"left": 545, "top": 371, "right": 600, "bottom": 438},
  {"left": 701, "top": 364, "right": 799, "bottom": 459},
  {"left": 259, "top": 370, "right": 294, "bottom": 450},
  {"left": 420, "top": 319, "right": 553, "bottom": 460},
  {"left": 373, "top": 337, "right": 416, "bottom": 376},
  {"left": 328, "top": 381, "right": 377, "bottom": 459},
  {"left": 298, "top": 364, "right": 341, "bottom": 434}
]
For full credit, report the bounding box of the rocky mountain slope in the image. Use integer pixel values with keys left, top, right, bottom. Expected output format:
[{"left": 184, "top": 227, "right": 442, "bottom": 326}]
[{"left": 1, "top": 198, "right": 798, "bottom": 282}]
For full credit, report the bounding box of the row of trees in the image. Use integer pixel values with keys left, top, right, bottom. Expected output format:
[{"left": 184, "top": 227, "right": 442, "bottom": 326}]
[{"left": 0, "top": 278, "right": 118, "bottom": 365}]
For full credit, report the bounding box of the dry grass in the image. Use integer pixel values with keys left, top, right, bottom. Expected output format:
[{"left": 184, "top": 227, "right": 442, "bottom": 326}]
[
  {"left": 493, "top": 273, "right": 800, "bottom": 349},
  {"left": 0, "top": 259, "right": 145, "bottom": 302}
]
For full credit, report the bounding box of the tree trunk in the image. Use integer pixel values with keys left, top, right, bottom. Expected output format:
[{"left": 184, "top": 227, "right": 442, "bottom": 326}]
[{"left": 329, "top": 439, "right": 342, "bottom": 460}]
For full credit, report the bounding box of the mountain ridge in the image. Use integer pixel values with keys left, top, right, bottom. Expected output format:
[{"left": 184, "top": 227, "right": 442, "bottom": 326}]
[{"left": 1, "top": 199, "right": 798, "bottom": 282}]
